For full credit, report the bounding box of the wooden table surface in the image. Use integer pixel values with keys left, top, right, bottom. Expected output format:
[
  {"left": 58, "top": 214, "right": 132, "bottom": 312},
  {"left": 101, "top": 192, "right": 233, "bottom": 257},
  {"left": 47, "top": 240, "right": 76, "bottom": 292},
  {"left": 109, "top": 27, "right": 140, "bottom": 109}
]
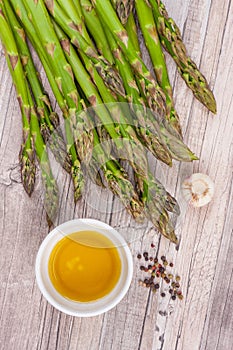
[{"left": 0, "top": 1, "right": 232, "bottom": 349}]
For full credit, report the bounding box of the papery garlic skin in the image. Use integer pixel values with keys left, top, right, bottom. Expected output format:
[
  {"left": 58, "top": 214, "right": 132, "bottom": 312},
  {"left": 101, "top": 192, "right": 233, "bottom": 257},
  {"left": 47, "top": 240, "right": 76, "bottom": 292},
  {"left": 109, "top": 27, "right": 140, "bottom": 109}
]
[{"left": 181, "top": 173, "right": 214, "bottom": 207}]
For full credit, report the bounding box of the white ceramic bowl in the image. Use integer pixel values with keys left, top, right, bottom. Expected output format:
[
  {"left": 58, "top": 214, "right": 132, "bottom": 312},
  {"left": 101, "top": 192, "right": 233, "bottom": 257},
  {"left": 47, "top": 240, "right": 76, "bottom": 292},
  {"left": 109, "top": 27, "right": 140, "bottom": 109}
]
[{"left": 35, "top": 218, "right": 133, "bottom": 317}]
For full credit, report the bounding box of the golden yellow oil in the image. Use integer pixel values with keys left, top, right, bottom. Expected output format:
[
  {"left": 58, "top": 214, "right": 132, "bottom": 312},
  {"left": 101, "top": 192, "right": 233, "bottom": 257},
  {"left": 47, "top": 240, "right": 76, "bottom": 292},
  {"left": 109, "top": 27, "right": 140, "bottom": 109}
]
[{"left": 48, "top": 231, "right": 122, "bottom": 302}]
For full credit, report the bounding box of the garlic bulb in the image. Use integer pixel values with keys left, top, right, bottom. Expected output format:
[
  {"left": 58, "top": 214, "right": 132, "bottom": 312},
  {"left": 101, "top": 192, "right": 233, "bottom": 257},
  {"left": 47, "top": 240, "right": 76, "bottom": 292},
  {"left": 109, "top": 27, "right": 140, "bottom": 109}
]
[{"left": 181, "top": 173, "right": 214, "bottom": 207}]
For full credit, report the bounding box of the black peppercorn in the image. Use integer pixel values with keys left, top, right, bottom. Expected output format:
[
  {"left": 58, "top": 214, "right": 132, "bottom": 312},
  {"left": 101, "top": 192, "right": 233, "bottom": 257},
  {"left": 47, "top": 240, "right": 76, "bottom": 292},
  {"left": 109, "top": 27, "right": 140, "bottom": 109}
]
[{"left": 137, "top": 254, "right": 142, "bottom": 259}]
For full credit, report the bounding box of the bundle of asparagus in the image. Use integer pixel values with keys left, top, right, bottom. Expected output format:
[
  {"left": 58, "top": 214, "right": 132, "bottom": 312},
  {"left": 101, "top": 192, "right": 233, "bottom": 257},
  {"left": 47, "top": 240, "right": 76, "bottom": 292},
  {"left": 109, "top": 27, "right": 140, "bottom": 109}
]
[{"left": 0, "top": 0, "right": 216, "bottom": 242}]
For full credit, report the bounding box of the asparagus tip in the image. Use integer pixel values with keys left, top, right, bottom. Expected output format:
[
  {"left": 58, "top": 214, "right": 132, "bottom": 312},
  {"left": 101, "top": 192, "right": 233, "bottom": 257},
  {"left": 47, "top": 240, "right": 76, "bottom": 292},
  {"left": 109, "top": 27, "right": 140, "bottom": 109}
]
[
  {"left": 191, "top": 154, "right": 199, "bottom": 161},
  {"left": 71, "top": 162, "right": 84, "bottom": 203},
  {"left": 46, "top": 214, "right": 54, "bottom": 228},
  {"left": 199, "top": 90, "right": 217, "bottom": 114},
  {"left": 209, "top": 101, "right": 217, "bottom": 114}
]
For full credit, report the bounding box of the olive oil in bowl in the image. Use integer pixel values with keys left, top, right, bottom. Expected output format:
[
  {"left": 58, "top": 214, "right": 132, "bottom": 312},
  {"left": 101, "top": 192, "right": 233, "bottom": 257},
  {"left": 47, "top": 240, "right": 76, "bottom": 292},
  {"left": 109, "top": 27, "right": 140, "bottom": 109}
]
[{"left": 48, "top": 230, "right": 122, "bottom": 302}]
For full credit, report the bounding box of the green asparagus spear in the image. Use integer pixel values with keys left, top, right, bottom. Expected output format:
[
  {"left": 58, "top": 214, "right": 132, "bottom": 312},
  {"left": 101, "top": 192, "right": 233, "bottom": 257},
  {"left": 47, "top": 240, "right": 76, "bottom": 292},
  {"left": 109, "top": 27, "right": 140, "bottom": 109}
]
[
  {"left": 124, "top": 12, "right": 141, "bottom": 55},
  {"left": 135, "top": 0, "right": 182, "bottom": 139},
  {"left": 0, "top": 4, "right": 36, "bottom": 196},
  {"left": 76, "top": 0, "right": 114, "bottom": 63},
  {"left": 134, "top": 172, "right": 178, "bottom": 243},
  {"left": 150, "top": 0, "right": 216, "bottom": 113},
  {"left": 4, "top": 0, "right": 71, "bottom": 173},
  {"left": 29, "top": 96, "right": 59, "bottom": 225}
]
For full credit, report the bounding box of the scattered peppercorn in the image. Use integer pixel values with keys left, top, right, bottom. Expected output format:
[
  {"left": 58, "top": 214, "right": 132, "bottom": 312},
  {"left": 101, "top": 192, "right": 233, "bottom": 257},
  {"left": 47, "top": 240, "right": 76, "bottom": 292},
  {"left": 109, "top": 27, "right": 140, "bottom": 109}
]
[
  {"left": 137, "top": 250, "right": 183, "bottom": 302},
  {"left": 151, "top": 243, "right": 155, "bottom": 248}
]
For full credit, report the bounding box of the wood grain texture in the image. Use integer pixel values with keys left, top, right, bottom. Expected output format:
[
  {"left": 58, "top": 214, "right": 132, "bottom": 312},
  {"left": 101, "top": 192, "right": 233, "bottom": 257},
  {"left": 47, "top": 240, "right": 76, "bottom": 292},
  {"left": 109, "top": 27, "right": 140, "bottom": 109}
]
[{"left": 0, "top": 1, "right": 232, "bottom": 350}]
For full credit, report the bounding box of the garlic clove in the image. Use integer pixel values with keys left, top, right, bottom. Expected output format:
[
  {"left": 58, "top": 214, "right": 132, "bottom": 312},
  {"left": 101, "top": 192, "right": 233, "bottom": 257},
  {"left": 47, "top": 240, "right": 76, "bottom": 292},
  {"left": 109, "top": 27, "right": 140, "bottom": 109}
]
[{"left": 181, "top": 173, "right": 214, "bottom": 207}]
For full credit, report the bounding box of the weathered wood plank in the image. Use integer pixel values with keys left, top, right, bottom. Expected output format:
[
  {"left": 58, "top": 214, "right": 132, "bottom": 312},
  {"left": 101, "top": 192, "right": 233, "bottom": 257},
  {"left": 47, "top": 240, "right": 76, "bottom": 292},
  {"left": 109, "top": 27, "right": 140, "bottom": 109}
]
[{"left": 0, "top": 1, "right": 232, "bottom": 349}]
